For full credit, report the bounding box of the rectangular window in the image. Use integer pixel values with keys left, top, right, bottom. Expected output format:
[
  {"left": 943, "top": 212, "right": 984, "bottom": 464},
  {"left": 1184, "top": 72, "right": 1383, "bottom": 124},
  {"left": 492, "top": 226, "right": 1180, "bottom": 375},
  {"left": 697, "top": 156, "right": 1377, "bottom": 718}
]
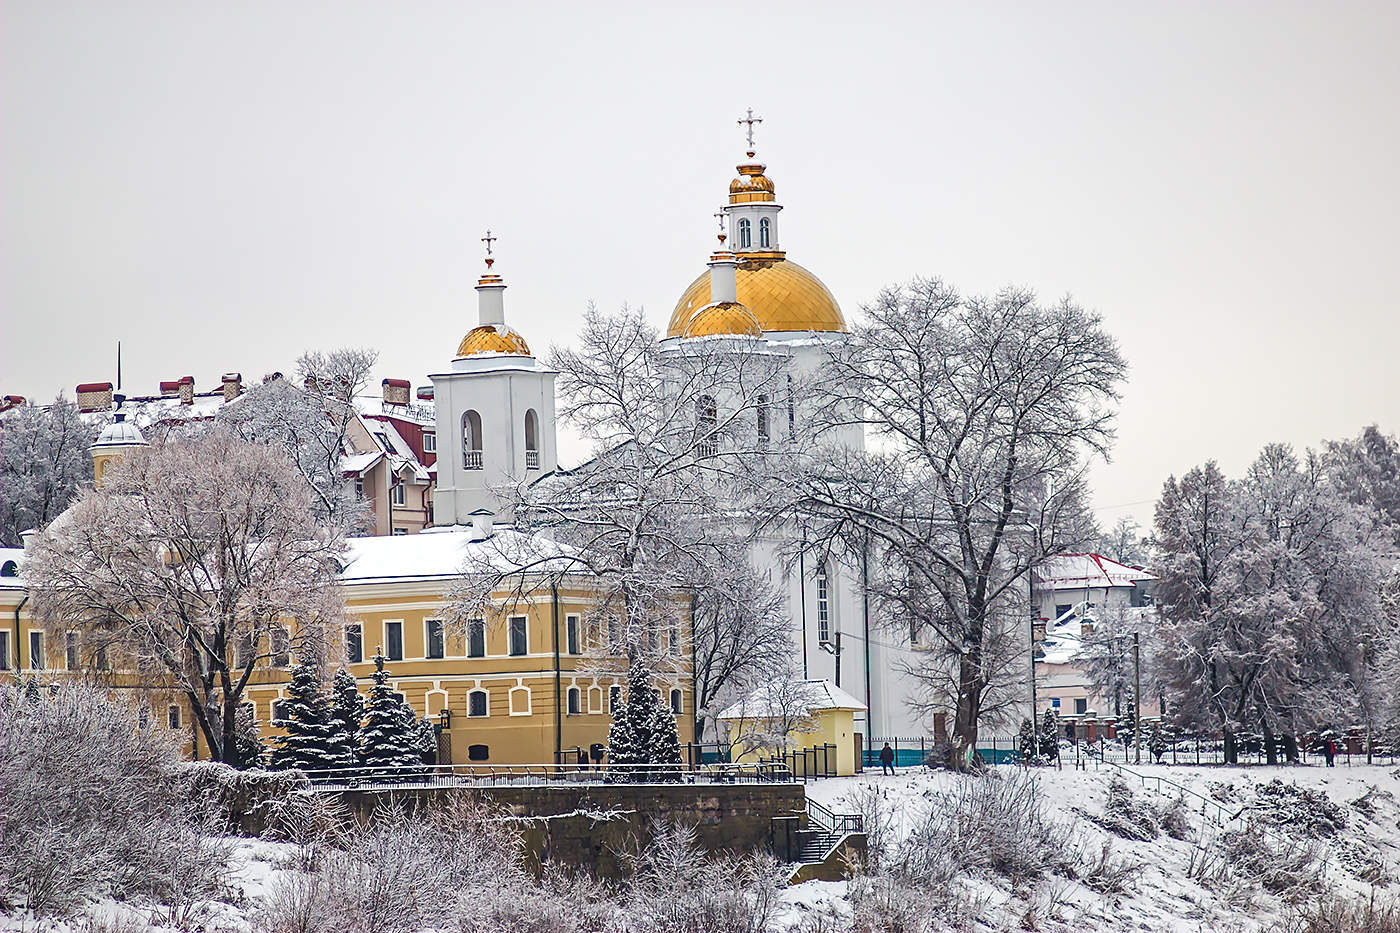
[
  {"left": 425, "top": 619, "right": 445, "bottom": 659},
  {"left": 235, "top": 632, "right": 255, "bottom": 668},
  {"left": 385, "top": 621, "right": 404, "bottom": 661},
  {"left": 1055, "top": 604, "right": 1074, "bottom": 620},
  {"left": 816, "top": 567, "right": 830, "bottom": 644},
  {"left": 391, "top": 483, "right": 405, "bottom": 506},
  {"left": 29, "top": 631, "right": 44, "bottom": 670},
  {"left": 509, "top": 616, "right": 528, "bottom": 656},
  {"left": 66, "top": 632, "right": 80, "bottom": 670},
  {"left": 0, "top": 631, "right": 9, "bottom": 670},
  {"left": 1074, "top": 698, "right": 1088, "bottom": 715},
  {"left": 670, "top": 689, "right": 683, "bottom": 714},
  {"left": 468, "top": 618, "right": 486, "bottom": 658},
  {"left": 168, "top": 705, "right": 181, "bottom": 730},
  {"left": 566, "top": 615, "right": 580, "bottom": 655},
  {"left": 423, "top": 431, "right": 436, "bottom": 453},
  {"left": 668, "top": 617, "right": 679, "bottom": 651},
  {"left": 270, "top": 626, "right": 290, "bottom": 667},
  {"left": 346, "top": 623, "right": 363, "bottom": 664},
  {"left": 354, "top": 478, "right": 364, "bottom": 499},
  {"left": 757, "top": 394, "right": 770, "bottom": 445}
]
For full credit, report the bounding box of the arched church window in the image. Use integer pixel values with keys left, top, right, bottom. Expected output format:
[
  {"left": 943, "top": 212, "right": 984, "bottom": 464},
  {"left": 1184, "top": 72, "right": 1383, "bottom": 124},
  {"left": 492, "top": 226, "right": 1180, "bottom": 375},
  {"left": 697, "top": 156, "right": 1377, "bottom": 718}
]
[
  {"left": 524, "top": 409, "right": 540, "bottom": 470},
  {"left": 759, "top": 218, "right": 771, "bottom": 248},
  {"left": 757, "top": 394, "right": 770, "bottom": 446},
  {"left": 697, "top": 395, "right": 718, "bottom": 458},
  {"left": 462, "top": 410, "right": 483, "bottom": 470},
  {"left": 737, "top": 218, "right": 751, "bottom": 249}
]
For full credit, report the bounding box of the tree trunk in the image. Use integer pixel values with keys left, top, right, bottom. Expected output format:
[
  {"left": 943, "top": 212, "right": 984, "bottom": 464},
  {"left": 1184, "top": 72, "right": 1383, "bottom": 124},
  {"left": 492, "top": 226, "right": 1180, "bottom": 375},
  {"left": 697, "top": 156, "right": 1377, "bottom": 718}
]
[
  {"left": 948, "top": 653, "right": 984, "bottom": 770},
  {"left": 1223, "top": 727, "right": 1237, "bottom": 765}
]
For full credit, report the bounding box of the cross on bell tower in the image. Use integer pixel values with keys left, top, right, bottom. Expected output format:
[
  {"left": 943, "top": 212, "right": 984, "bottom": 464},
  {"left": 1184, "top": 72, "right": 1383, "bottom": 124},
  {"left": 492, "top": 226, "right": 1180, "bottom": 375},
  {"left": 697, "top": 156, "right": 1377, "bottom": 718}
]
[
  {"left": 737, "top": 108, "right": 763, "bottom": 155},
  {"left": 481, "top": 229, "right": 497, "bottom": 268}
]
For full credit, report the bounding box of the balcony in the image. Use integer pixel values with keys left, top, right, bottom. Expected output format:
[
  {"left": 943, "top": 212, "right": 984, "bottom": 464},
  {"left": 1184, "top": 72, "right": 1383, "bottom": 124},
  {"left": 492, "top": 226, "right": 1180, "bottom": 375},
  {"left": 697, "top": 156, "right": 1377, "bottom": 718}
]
[
  {"left": 464, "top": 450, "right": 483, "bottom": 471},
  {"left": 526, "top": 449, "right": 540, "bottom": 470}
]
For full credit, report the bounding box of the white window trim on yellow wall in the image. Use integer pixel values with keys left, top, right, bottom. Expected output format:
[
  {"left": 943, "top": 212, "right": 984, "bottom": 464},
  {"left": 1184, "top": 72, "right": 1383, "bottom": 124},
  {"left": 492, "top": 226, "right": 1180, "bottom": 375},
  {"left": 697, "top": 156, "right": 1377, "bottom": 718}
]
[
  {"left": 588, "top": 685, "right": 603, "bottom": 713},
  {"left": 424, "top": 618, "right": 447, "bottom": 660},
  {"left": 509, "top": 684, "right": 532, "bottom": 716},
  {"left": 467, "top": 688, "right": 490, "bottom": 718},
  {"left": 383, "top": 620, "right": 404, "bottom": 661},
  {"left": 567, "top": 686, "right": 582, "bottom": 715},
  {"left": 425, "top": 688, "right": 449, "bottom": 717}
]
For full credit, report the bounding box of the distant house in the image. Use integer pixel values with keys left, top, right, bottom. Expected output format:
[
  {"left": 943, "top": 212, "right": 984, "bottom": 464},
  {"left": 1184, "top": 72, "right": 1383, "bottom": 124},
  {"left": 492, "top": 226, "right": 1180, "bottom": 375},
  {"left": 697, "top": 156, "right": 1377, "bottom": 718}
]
[{"left": 1031, "top": 554, "right": 1161, "bottom": 739}]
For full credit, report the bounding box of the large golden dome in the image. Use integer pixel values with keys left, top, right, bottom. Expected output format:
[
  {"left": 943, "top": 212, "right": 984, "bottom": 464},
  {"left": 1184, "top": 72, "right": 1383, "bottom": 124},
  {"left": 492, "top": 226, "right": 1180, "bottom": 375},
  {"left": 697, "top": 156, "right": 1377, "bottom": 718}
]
[
  {"left": 456, "top": 324, "right": 531, "bottom": 357},
  {"left": 668, "top": 256, "right": 846, "bottom": 337}
]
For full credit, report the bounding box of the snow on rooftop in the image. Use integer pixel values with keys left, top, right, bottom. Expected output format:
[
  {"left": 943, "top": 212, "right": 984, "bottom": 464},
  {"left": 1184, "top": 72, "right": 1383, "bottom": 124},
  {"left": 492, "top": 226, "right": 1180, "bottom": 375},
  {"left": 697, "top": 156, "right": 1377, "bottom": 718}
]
[
  {"left": 338, "top": 526, "right": 581, "bottom": 584},
  {"left": 718, "top": 679, "right": 867, "bottom": 720},
  {"left": 1036, "top": 553, "right": 1156, "bottom": 589}
]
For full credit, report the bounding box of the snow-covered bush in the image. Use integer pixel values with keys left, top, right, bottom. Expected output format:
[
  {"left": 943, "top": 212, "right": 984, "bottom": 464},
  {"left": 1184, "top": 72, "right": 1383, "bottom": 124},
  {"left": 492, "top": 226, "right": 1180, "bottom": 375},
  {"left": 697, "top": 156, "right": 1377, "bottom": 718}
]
[
  {"left": 890, "top": 771, "right": 1077, "bottom": 886},
  {"left": 1090, "top": 775, "right": 1160, "bottom": 841},
  {"left": 1252, "top": 779, "right": 1347, "bottom": 838},
  {"left": 1189, "top": 825, "right": 1324, "bottom": 901},
  {"left": 625, "top": 820, "right": 783, "bottom": 933},
  {"left": 0, "top": 683, "right": 228, "bottom": 917},
  {"left": 1079, "top": 840, "right": 1142, "bottom": 895},
  {"left": 1282, "top": 895, "right": 1400, "bottom": 933}
]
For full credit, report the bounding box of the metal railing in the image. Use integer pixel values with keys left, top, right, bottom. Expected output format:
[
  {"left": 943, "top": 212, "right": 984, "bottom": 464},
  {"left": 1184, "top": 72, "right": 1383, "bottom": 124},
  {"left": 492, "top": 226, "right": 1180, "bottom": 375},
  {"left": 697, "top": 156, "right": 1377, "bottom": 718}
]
[
  {"left": 807, "top": 797, "right": 864, "bottom": 835},
  {"left": 299, "top": 761, "right": 795, "bottom": 791},
  {"left": 525, "top": 450, "right": 540, "bottom": 470},
  {"left": 1086, "top": 755, "right": 1251, "bottom": 831}
]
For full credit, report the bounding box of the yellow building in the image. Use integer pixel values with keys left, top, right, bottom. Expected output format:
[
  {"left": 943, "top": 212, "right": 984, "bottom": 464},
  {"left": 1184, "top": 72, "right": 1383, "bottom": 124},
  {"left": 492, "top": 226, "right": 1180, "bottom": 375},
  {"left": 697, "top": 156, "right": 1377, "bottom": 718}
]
[
  {"left": 718, "top": 680, "right": 865, "bottom": 776},
  {"left": 0, "top": 528, "right": 694, "bottom": 766}
]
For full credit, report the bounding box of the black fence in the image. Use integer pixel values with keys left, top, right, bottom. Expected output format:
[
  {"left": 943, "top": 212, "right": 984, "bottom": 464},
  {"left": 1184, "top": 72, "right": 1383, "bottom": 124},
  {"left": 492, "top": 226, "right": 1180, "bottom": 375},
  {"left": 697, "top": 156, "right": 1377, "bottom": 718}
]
[{"left": 757, "top": 743, "right": 839, "bottom": 782}]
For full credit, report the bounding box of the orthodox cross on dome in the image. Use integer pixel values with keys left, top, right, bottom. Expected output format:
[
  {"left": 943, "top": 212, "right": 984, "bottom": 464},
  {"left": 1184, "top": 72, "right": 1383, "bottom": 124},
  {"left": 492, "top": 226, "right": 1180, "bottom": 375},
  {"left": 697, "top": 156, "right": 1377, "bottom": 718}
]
[
  {"left": 737, "top": 108, "right": 762, "bottom": 155},
  {"left": 481, "top": 229, "right": 497, "bottom": 268}
]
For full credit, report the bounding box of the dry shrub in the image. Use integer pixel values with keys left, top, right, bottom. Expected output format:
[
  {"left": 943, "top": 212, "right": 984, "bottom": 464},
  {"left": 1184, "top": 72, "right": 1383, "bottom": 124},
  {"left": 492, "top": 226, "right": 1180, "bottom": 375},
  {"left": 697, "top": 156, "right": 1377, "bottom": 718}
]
[
  {"left": 1079, "top": 840, "right": 1142, "bottom": 895},
  {"left": 1276, "top": 894, "right": 1400, "bottom": 933},
  {"left": 1252, "top": 780, "right": 1347, "bottom": 839},
  {"left": 1090, "top": 776, "right": 1160, "bottom": 841},
  {"left": 1189, "top": 824, "right": 1324, "bottom": 902},
  {"left": 0, "top": 683, "right": 228, "bottom": 917},
  {"left": 624, "top": 820, "right": 783, "bottom": 933}
]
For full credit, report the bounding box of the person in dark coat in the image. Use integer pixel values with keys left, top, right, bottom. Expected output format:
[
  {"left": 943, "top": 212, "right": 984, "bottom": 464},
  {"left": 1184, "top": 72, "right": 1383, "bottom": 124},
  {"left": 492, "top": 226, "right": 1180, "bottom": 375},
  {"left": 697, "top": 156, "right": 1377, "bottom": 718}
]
[
  {"left": 1324, "top": 739, "right": 1336, "bottom": 767},
  {"left": 879, "top": 742, "right": 895, "bottom": 775}
]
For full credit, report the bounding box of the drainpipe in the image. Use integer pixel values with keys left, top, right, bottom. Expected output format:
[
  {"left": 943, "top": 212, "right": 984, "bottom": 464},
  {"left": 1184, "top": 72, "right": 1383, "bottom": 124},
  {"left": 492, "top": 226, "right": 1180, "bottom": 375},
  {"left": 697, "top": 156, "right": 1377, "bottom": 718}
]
[
  {"left": 690, "top": 590, "right": 699, "bottom": 745},
  {"left": 551, "top": 582, "right": 562, "bottom": 764},
  {"left": 862, "top": 539, "right": 872, "bottom": 733},
  {"left": 14, "top": 594, "right": 28, "bottom": 672},
  {"left": 799, "top": 549, "right": 808, "bottom": 679}
]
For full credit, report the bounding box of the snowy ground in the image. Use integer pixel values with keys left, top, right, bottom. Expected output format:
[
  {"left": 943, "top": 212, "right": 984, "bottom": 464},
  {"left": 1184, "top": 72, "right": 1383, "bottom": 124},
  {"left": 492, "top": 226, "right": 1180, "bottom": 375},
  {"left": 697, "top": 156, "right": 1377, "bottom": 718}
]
[
  {"left": 8, "top": 763, "right": 1399, "bottom": 932},
  {"left": 779, "top": 761, "right": 1400, "bottom": 931}
]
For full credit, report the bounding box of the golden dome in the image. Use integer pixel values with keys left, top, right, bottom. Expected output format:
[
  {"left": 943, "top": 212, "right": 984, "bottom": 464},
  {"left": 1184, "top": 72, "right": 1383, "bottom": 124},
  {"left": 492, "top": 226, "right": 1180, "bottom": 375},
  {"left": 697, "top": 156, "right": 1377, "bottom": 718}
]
[
  {"left": 668, "top": 256, "right": 846, "bottom": 337},
  {"left": 682, "top": 301, "right": 763, "bottom": 339},
  {"left": 456, "top": 324, "right": 531, "bottom": 357},
  {"left": 729, "top": 162, "right": 775, "bottom": 204}
]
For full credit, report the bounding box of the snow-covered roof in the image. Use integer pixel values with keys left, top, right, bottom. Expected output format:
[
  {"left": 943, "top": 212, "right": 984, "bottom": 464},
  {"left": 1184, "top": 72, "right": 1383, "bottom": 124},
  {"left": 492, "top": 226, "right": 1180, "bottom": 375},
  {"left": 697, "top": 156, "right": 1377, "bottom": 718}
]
[
  {"left": 353, "top": 394, "right": 435, "bottom": 426},
  {"left": 338, "top": 526, "right": 582, "bottom": 585},
  {"left": 1036, "top": 553, "right": 1155, "bottom": 590},
  {"left": 717, "top": 679, "right": 867, "bottom": 720},
  {"left": 340, "top": 451, "right": 383, "bottom": 476},
  {"left": 1037, "top": 603, "right": 1159, "bottom": 666}
]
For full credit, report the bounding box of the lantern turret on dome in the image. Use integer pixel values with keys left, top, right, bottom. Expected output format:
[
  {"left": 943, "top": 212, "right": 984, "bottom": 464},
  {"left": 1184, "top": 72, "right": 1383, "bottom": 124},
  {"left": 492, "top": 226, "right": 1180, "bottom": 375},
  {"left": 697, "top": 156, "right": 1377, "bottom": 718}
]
[
  {"left": 455, "top": 231, "right": 532, "bottom": 359},
  {"left": 90, "top": 394, "right": 147, "bottom": 487}
]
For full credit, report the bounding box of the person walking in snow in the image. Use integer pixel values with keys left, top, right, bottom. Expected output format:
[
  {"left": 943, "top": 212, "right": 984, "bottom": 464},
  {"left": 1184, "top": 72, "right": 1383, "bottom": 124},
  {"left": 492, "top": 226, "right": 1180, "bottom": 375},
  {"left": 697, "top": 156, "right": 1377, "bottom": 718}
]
[
  {"left": 1324, "top": 738, "right": 1336, "bottom": 767},
  {"left": 879, "top": 742, "right": 895, "bottom": 775}
]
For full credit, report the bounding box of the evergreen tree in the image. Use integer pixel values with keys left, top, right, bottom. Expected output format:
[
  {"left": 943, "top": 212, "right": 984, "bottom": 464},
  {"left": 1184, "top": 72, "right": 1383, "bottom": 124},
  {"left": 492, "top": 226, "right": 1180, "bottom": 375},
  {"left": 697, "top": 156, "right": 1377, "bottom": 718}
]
[
  {"left": 607, "top": 660, "right": 680, "bottom": 780},
  {"left": 356, "top": 653, "right": 421, "bottom": 775},
  {"left": 1039, "top": 709, "right": 1060, "bottom": 761},
  {"left": 234, "top": 705, "right": 267, "bottom": 769},
  {"left": 1017, "top": 717, "right": 1038, "bottom": 763},
  {"left": 269, "top": 656, "right": 341, "bottom": 772},
  {"left": 327, "top": 667, "right": 363, "bottom": 766}
]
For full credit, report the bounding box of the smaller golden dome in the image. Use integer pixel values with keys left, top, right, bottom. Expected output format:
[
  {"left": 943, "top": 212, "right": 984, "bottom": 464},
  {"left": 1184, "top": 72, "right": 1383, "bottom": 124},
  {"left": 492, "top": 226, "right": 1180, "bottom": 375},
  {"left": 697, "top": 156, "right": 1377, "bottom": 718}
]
[
  {"left": 457, "top": 324, "right": 531, "bottom": 357},
  {"left": 729, "top": 161, "right": 775, "bottom": 204},
  {"left": 682, "top": 301, "right": 763, "bottom": 339}
]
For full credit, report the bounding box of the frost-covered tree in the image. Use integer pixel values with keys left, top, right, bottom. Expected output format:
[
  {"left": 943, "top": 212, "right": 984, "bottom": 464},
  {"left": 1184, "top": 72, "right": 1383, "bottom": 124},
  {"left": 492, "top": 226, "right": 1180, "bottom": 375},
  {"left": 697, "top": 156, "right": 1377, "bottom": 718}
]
[
  {"left": 399, "top": 697, "right": 438, "bottom": 766},
  {"left": 1095, "top": 517, "right": 1149, "bottom": 567},
  {"left": 357, "top": 653, "right": 421, "bottom": 773},
  {"left": 1326, "top": 425, "right": 1400, "bottom": 546},
  {"left": 1155, "top": 448, "right": 1391, "bottom": 762},
  {"left": 269, "top": 655, "right": 341, "bottom": 772},
  {"left": 327, "top": 667, "right": 364, "bottom": 766},
  {"left": 0, "top": 394, "right": 94, "bottom": 546},
  {"left": 25, "top": 429, "right": 346, "bottom": 765},
  {"left": 608, "top": 659, "right": 681, "bottom": 778},
  {"left": 446, "top": 307, "right": 791, "bottom": 729},
  {"left": 1079, "top": 606, "right": 1162, "bottom": 720},
  {"left": 218, "top": 347, "right": 378, "bottom": 535},
  {"left": 780, "top": 278, "right": 1124, "bottom": 770},
  {"left": 235, "top": 705, "right": 267, "bottom": 769}
]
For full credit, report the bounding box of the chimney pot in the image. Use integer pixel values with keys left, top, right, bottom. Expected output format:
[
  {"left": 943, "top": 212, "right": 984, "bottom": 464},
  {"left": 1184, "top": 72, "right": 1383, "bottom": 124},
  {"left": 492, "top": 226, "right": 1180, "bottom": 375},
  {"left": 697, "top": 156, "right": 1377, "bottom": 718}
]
[
  {"left": 76, "top": 382, "right": 114, "bottom": 413},
  {"left": 222, "top": 372, "right": 243, "bottom": 401},
  {"left": 381, "top": 378, "right": 411, "bottom": 406}
]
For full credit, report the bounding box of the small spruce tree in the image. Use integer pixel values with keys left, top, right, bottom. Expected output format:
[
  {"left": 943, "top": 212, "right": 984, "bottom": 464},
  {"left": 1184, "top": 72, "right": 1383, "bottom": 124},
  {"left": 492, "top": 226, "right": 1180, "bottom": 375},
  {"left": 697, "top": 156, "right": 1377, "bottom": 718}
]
[
  {"left": 1017, "top": 717, "right": 1038, "bottom": 763},
  {"left": 1039, "top": 709, "right": 1059, "bottom": 762},
  {"left": 270, "top": 656, "right": 341, "bottom": 773},
  {"left": 328, "top": 667, "right": 363, "bottom": 766},
  {"left": 356, "top": 652, "right": 422, "bottom": 775},
  {"left": 234, "top": 705, "right": 267, "bottom": 769},
  {"left": 607, "top": 660, "right": 681, "bottom": 781}
]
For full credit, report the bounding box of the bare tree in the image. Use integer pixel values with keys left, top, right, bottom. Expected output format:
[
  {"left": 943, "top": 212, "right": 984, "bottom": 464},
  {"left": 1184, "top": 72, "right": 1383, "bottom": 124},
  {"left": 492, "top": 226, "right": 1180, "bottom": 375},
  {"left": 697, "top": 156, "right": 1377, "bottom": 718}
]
[
  {"left": 444, "top": 307, "right": 791, "bottom": 719},
  {"left": 717, "top": 669, "right": 819, "bottom": 760},
  {"left": 25, "top": 429, "right": 346, "bottom": 765},
  {"left": 777, "top": 278, "right": 1125, "bottom": 769},
  {"left": 0, "top": 393, "right": 95, "bottom": 545},
  {"left": 219, "top": 353, "right": 376, "bottom": 535}
]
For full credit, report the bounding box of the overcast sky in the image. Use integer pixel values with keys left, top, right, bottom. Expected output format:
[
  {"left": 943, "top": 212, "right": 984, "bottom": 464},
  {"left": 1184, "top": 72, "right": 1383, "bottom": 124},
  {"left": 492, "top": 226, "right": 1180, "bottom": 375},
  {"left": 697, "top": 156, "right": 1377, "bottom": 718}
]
[{"left": 3, "top": 1, "right": 1397, "bottom": 531}]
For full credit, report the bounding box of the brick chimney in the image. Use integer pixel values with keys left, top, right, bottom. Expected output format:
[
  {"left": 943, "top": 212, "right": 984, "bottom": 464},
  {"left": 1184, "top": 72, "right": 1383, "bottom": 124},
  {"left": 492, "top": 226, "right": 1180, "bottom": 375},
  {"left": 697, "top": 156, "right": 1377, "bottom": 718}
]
[
  {"left": 178, "top": 376, "right": 194, "bottom": 405},
  {"left": 381, "top": 378, "right": 411, "bottom": 406},
  {"left": 159, "top": 380, "right": 180, "bottom": 398},
  {"left": 76, "top": 382, "right": 114, "bottom": 413},
  {"left": 222, "top": 373, "right": 243, "bottom": 401}
]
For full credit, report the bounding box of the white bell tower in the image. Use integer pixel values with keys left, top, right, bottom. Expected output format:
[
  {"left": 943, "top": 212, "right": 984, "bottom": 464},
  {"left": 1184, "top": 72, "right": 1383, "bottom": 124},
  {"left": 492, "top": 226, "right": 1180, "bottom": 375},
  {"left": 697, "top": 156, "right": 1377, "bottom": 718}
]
[
  {"left": 725, "top": 108, "right": 783, "bottom": 255},
  {"left": 430, "top": 233, "right": 557, "bottom": 526}
]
